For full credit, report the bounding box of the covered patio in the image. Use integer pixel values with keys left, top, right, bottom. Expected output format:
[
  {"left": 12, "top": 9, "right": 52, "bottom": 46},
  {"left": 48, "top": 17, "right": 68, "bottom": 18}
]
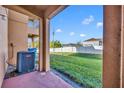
[{"left": 1, "top": 5, "right": 124, "bottom": 88}]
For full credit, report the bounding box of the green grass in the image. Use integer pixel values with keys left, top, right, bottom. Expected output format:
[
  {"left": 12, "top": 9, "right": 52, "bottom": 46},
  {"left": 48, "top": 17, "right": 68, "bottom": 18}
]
[{"left": 50, "top": 52, "right": 102, "bottom": 88}]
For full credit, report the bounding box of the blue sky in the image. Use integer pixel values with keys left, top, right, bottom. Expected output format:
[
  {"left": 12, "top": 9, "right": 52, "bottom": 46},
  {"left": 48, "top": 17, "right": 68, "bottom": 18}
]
[{"left": 50, "top": 5, "right": 103, "bottom": 44}]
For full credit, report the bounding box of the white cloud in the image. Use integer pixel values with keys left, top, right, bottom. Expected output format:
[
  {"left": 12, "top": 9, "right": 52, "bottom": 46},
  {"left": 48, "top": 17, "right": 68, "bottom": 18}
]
[
  {"left": 80, "top": 34, "right": 86, "bottom": 37},
  {"left": 82, "top": 15, "right": 94, "bottom": 25},
  {"left": 69, "top": 32, "right": 75, "bottom": 36},
  {"left": 56, "top": 29, "right": 62, "bottom": 32},
  {"left": 97, "top": 22, "right": 103, "bottom": 28}
]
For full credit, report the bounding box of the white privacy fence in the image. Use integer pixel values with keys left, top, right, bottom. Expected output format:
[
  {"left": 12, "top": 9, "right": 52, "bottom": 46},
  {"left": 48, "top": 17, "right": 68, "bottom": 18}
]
[
  {"left": 50, "top": 46, "right": 103, "bottom": 54},
  {"left": 50, "top": 47, "right": 77, "bottom": 53}
]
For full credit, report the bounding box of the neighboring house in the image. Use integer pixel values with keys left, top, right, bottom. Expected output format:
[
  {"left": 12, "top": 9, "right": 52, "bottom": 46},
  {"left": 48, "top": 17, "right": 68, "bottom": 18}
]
[{"left": 81, "top": 38, "right": 103, "bottom": 47}]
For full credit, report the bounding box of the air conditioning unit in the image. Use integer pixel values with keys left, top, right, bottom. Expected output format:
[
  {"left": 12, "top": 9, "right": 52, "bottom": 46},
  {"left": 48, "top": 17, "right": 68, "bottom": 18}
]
[{"left": 17, "top": 51, "right": 35, "bottom": 73}]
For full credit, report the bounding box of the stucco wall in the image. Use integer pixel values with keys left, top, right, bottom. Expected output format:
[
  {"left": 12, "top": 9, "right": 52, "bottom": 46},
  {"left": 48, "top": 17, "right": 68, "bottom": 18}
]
[
  {"left": 0, "top": 6, "right": 8, "bottom": 87},
  {"left": 8, "top": 10, "right": 28, "bottom": 65}
]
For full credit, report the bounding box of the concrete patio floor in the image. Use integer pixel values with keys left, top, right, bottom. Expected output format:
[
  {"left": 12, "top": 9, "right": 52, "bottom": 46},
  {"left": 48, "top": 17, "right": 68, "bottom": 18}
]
[{"left": 2, "top": 71, "right": 72, "bottom": 88}]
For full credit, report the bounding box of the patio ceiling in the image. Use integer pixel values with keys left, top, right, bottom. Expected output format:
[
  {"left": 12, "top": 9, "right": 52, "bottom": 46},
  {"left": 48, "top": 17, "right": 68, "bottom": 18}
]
[{"left": 3, "top": 5, "right": 67, "bottom": 19}]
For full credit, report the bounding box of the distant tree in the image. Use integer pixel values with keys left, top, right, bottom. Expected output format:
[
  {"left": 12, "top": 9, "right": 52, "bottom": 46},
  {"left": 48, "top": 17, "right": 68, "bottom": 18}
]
[
  {"left": 77, "top": 41, "right": 82, "bottom": 46},
  {"left": 50, "top": 40, "right": 62, "bottom": 48}
]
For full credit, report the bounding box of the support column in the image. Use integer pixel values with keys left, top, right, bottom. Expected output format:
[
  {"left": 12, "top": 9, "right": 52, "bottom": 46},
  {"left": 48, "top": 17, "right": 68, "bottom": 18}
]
[
  {"left": 39, "top": 17, "right": 50, "bottom": 72},
  {"left": 103, "top": 5, "right": 122, "bottom": 88},
  {"left": 39, "top": 18, "right": 43, "bottom": 71},
  {"left": 42, "top": 17, "right": 50, "bottom": 71}
]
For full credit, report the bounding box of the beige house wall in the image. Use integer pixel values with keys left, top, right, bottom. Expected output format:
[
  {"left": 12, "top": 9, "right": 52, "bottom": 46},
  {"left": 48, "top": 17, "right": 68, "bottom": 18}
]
[
  {"left": 0, "top": 6, "right": 8, "bottom": 87},
  {"left": 8, "top": 10, "right": 28, "bottom": 65}
]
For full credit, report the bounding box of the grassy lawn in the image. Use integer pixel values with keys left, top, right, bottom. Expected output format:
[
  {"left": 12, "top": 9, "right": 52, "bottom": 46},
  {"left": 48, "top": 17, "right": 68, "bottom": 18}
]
[{"left": 50, "top": 52, "right": 102, "bottom": 88}]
